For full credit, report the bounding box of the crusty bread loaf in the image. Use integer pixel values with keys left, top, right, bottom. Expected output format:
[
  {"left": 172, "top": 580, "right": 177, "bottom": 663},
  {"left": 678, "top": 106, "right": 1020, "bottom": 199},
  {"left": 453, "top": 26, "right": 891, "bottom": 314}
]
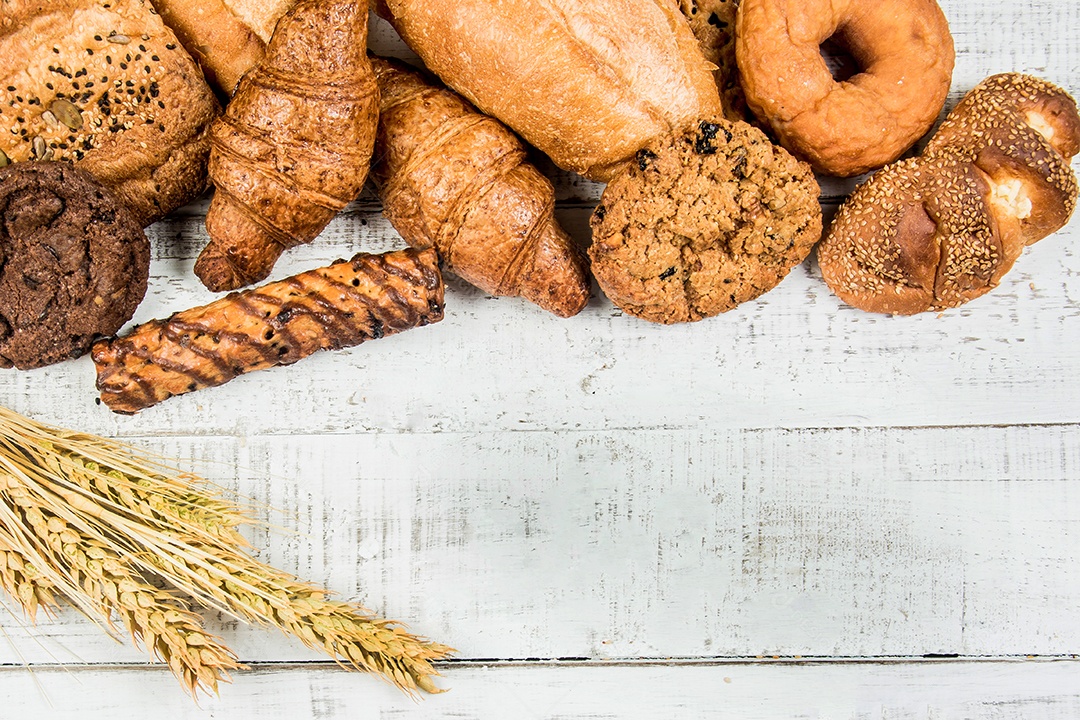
[
  {"left": 818, "top": 73, "right": 1080, "bottom": 314},
  {"left": 0, "top": 0, "right": 219, "bottom": 226},
  {"left": 378, "top": 0, "right": 724, "bottom": 181},
  {"left": 151, "top": 0, "right": 297, "bottom": 94}
]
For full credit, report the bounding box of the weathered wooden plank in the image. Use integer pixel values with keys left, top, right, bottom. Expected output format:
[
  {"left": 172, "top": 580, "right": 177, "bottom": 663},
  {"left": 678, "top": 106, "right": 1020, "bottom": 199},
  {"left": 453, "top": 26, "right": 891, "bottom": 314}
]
[
  {"left": 1, "top": 426, "right": 1077, "bottom": 666},
  {"left": 2, "top": 659, "right": 1079, "bottom": 718},
  {"left": 2, "top": 210, "right": 1075, "bottom": 437}
]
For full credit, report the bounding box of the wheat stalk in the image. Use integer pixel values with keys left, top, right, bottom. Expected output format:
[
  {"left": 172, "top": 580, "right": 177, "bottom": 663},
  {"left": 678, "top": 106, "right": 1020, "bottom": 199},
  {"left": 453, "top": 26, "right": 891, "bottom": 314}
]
[{"left": 0, "top": 406, "right": 453, "bottom": 697}]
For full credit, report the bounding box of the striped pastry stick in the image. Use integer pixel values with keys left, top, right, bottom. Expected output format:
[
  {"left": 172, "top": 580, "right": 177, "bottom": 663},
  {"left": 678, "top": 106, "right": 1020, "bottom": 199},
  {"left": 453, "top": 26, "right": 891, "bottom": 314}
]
[{"left": 92, "top": 247, "right": 443, "bottom": 414}]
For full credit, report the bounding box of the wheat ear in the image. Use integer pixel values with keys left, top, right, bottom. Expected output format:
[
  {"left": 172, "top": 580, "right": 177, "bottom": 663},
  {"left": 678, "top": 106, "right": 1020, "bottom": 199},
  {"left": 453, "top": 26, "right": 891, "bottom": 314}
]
[{"left": 0, "top": 407, "right": 452, "bottom": 696}]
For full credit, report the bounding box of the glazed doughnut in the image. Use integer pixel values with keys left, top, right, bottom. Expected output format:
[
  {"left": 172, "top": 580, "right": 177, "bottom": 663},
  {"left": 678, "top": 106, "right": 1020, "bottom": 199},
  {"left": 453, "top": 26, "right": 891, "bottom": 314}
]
[
  {"left": 817, "top": 74, "right": 1080, "bottom": 315},
  {"left": 736, "top": 0, "right": 955, "bottom": 177}
]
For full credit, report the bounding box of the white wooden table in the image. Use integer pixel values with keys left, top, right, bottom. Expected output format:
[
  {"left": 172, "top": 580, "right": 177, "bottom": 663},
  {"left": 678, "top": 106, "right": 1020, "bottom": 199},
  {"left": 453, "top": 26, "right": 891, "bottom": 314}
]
[{"left": 3, "top": 2, "right": 1079, "bottom": 717}]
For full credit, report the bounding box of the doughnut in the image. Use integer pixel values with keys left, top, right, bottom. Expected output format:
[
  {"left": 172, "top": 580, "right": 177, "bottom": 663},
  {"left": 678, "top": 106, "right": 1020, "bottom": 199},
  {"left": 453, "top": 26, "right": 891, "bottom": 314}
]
[
  {"left": 589, "top": 118, "right": 821, "bottom": 324},
  {"left": 736, "top": 0, "right": 955, "bottom": 177},
  {"left": 817, "top": 74, "right": 1080, "bottom": 315}
]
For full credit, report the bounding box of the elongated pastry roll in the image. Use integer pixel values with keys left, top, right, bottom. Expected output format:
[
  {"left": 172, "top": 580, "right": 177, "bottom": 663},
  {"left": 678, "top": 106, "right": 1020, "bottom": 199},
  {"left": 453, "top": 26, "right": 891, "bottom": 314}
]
[{"left": 92, "top": 247, "right": 444, "bottom": 414}]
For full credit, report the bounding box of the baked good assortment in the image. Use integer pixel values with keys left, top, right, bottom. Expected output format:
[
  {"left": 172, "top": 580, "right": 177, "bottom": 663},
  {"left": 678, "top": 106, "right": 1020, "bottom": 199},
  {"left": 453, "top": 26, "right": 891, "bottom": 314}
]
[
  {"left": 0, "top": 0, "right": 220, "bottom": 226},
  {"left": 92, "top": 247, "right": 443, "bottom": 413},
  {"left": 371, "top": 56, "right": 590, "bottom": 318},
  {"left": 0, "top": 0, "right": 1073, "bottom": 405},
  {"left": 0, "top": 162, "right": 149, "bottom": 369},
  {"left": 379, "top": 0, "right": 826, "bottom": 321},
  {"left": 590, "top": 118, "right": 820, "bottom": 323},
  {"left": 196, "top": 0, "right": 379, "bottom": 292},
  {"left": 736, "top": 0, "right": 955, "bottom": 177},
  {"left": 818, "top": 73, "right": 1080, "bottom": 314}
]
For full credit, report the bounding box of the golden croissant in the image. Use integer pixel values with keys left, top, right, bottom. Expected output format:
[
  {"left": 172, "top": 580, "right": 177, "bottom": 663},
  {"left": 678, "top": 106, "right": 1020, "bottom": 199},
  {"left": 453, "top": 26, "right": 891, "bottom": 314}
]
[{"left": 196, "top": 0, "right": 379, "bottom": 292}]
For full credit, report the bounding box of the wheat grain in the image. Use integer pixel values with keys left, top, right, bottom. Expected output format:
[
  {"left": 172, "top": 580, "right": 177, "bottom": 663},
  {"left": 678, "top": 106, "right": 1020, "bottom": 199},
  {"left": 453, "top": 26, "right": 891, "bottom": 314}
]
[
  {"left": 0, "top": 490, "right": 241, "bottom": 696},
  {"left": 0, "top": 406, "right": 453, "bottom": 696}
]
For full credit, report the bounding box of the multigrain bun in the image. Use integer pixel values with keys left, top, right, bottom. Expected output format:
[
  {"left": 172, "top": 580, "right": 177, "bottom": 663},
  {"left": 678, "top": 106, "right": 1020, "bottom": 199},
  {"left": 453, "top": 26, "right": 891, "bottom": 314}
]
[
  {"left": 0, "top": 162, "right": 149, "bottom": 370},
  {"left": 818, "top": 73, "right": 1080, "bottom": 315},
  {"left": 0, "top": 0, "right": 219, "bottom": 225}
]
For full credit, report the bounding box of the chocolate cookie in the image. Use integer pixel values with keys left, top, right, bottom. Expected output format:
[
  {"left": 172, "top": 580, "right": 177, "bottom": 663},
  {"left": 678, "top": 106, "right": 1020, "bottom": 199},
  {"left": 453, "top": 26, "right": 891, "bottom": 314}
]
[
  {"left": 589, "top": 119, "right": 821, "bottom": 323},
  {"left": 0, "top": 161, "right": 150, "bottom": 369}
]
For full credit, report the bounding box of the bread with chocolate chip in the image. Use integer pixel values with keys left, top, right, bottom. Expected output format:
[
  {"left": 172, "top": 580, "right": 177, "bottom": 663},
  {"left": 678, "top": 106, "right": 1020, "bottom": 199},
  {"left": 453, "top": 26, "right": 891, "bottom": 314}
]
[
  {"left": 0, "top": 162, "right": 150, "bottom": 370},
  {"left": 0, "top": 0, "right": 219, "bottom": 225}
]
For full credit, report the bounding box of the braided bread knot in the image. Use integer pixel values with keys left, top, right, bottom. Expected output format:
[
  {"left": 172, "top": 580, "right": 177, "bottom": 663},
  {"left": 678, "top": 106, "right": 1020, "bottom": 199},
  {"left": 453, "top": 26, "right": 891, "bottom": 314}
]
[{"left": 818, "top": 73, "right": 1080, "bottom": 314}]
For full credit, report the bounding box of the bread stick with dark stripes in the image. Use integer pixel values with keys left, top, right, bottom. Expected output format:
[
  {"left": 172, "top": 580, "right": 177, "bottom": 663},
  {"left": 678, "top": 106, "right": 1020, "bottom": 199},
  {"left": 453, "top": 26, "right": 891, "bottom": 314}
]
[{"left": 92, "top": 247, "right": 444, "bottom": 414}]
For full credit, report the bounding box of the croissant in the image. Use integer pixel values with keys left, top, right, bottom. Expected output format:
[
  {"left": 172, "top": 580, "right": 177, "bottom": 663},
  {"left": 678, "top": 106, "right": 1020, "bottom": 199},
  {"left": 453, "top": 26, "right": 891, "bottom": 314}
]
[
  {"left": 92, "top": 247, "right": 444, "bottom": 414},
  {"left": 195, "top": 0, "right": 379, "bottom": 292},
  {"left": 817, "top": 73, "right": 1080, "bottom": 314},
  {"left": 370, "top": 56, "right": 590, "bottom": 318}
]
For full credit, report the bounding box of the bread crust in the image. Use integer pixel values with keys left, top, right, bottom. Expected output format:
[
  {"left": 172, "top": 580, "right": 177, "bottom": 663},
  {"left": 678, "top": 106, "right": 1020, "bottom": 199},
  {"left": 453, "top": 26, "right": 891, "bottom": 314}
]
[
  {"left": 380, "top": 0, "right": 723, "bottom": 181},
  {"left": 0, "top": 0, "right": 219, "bottom": 225}
]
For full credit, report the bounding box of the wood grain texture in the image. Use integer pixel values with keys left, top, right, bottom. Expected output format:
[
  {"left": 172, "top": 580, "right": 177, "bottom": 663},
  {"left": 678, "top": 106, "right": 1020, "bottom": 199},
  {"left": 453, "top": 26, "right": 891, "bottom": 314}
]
[
  {"left": 2, "top": 660, "right": 1080, "bottom": 718},
  {"left": 0, "top": 427, "right": 1077, "bottom": 666},
  {"left": 0, "top": 0, "right": 1078, "bottom": 715}
]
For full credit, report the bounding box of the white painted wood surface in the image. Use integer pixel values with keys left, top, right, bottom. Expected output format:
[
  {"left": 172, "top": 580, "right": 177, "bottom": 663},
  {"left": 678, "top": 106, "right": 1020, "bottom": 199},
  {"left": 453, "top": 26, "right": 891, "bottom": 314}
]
[{"left": 2, "top": 1, "right": 1080, "bottom": 717}]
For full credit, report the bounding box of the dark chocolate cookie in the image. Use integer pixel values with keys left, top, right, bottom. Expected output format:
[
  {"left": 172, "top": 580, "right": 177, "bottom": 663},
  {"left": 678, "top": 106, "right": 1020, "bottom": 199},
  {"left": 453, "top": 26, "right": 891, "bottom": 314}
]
[
  {"left": 0, "top": 162, "right": 150, "bottom": 369},
  {"left": 589, "top": 118, "right": 821, "bottom": 323}
]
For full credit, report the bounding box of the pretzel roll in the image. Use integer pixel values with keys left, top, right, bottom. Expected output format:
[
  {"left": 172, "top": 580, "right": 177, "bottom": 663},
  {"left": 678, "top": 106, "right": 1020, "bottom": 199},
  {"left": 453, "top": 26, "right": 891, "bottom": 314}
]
[
  {"left": 737, "top": 0, "right": 954, "bottom": 177},
  {"left": 818, "top": 73, "right": 1080, "bottom": 315}
]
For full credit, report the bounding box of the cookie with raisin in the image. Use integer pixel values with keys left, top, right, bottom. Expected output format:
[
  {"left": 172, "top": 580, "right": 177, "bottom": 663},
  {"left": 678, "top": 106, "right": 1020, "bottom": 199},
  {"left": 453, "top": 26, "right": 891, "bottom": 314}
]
[{"left": 589, "top": 118, "right": 821, "bottom": 323}]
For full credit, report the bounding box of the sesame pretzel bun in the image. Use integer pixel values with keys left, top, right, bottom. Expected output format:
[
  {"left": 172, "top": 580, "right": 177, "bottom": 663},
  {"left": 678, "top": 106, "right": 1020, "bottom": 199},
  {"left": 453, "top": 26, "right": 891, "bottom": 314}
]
[
  {"left": 0, "top": 0, "right": 219, "bottom": 225},
  {"left": 736, "top": 0, "right": 955, "bottom": 177},
  {"left": 817, "top": 74, "right": 1080, "bottom": 315}
]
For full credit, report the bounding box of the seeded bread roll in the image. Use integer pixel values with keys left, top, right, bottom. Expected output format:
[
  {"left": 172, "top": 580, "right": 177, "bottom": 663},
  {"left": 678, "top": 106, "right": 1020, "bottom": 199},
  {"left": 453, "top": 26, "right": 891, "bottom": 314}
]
[
  {"left": 0, "top": 0, "right": 219, "bottom": 226},
  {"left": 818, "top": 73, "right": 1080, "bottom": 315}
]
